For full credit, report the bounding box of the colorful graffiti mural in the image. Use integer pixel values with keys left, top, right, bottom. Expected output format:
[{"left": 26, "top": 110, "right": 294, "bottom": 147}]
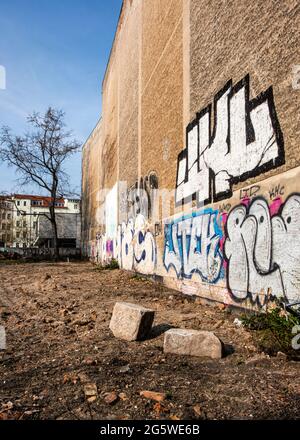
[
  {"left": 88, "top": 74, "right": 300, "bottom": 310},
  {"left": 225, "top": 194, "right": 300, "bottom": 306},
  {"left": 164, "top": 209, "right": 224, "bottom": 283},
  {"left": 96, "top": 214, "right": 156, "bottom": 275},
  {"left": 162, "top": 192, "right": 300, "bottom": 307}
]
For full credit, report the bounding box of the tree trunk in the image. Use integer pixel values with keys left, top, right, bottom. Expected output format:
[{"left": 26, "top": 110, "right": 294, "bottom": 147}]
[
  {"left": 51, "top": 218, "right": 59, "bottom": 261},
  {"left": 49, "top": 189, "right": 59, "bottom": 261}
]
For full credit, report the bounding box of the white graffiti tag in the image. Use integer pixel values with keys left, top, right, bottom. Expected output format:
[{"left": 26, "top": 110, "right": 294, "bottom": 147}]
[
  {"left": 176, "top": 75, "right": 284, "bottom": 205},
  {"left": 111, "top": 215, "right": 156, "bottom": 274},
  {"left": 225, "top": 195, "right": 300, "bottom": 305}
]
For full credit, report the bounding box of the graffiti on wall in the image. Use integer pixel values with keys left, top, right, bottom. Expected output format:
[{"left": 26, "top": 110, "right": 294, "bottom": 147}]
[
  {"left": 224, "top": 194, "right": 300, "bottom": 306},
  {"left": 97, "top": 214, "right": 156, "bottom": 275},
  {"left": 176, "top": 74, "right": 284, "bottom": 206},
  {"left": 117, "top": 214, "right": 156, "bottom": 274},
  {"left": 90, "top": 73, "right": 300, "bottom": 309},
  {"left": 164, "top": 209, "right": 224, "bottom": 283},
  {"left": 127, "top": 172, "right": 159, "bottom": 220}
]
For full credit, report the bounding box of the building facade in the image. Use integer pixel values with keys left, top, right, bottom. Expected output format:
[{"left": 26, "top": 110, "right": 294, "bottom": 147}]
[
  {"left": 0, "top": 196, "right": 13, "bottom": 247},
  {"left": 0, "top": 194, "right": 80, "bottom": 249},
  {"left": 82, "top": 0, "right": 300, "bottom": 311}
]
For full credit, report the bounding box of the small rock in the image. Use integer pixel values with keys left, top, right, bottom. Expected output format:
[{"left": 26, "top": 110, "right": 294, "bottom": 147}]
[
  {"left": 119, "top": 392, "right": 128, "bottom": 401},
  {"left": 87, "top": 395, "right": 97, "bottom": 403},
  {"left": 119, "top": 365, "right": 130, "bottom": 373},
  {"left": 140, "top": 390, "right": 166, "bottom": 402},
  {"left": 109, "top": 302, "right": 155, "bottom": 341},
  {"left": 104, "top": 392, "right": 119, "bottom": 405},
  {"left": 1, "top": 401, "right": 13, "bottom": 411},
  {"left": 217, "top": 303, "right": 226, "bottom": 311},
  {"left": 169, "top": 415, "right": 181, "bottom": 420},
  {"left": 213, "top": 320, "right": 224, "bottom": 329},
  {"left": 90, "top": 311, "right": 97, "bottom": 322},
  {"left": 63, "top": 373, "right": 78, "bottom": 384},
  {"left": 153, "top": 402, "right": 165, "bottom": 415},
  {"left": 233, "top": 318, "right": 243, "bottom": 327},
  {"left": 164, "top": 329, "right": 223, "bottom": 359},
  {"left": 84, "top": 357, "right": 97, "bottom": 366},
  {"left": 84, "top": 383, "right": 98, "bottom": 399},
  {"left": 193, "top": 404, "right": 202, "bottom": 417},
  {"left": 277, "top": 351, "right": 287, "bottom": 360}
]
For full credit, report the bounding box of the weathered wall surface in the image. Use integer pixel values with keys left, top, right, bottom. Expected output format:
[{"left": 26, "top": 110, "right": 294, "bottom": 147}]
[
  {"left": 39, "top": 213, "right": 81, "bottom": 245},
  {"left": 82, "top": 120, "right": 103, "bottom": 257},
  {"left": 82, "top": 0, "right": 300, "bottom": 311}
]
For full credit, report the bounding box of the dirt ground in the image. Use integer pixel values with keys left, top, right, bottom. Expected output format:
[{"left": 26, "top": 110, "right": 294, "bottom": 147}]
[{"left": 0, "top": 261, "right": 299, "bottom": 420}]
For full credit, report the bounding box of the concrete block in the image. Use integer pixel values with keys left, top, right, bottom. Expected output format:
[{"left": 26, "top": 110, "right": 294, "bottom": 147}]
[
  {"left": 0, "top": 326, "right": 6, "bottom": 350},
  {"left": 164, "top": 329, "right": 223, "bottom": 359},
  {"left": 109, "top": 302, "right": 155, "bottom": 341}
]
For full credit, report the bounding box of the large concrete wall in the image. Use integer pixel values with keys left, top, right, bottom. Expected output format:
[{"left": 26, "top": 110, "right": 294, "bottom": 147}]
[{"left": 82, "top": 0, "right": 300, "bottom": 311}]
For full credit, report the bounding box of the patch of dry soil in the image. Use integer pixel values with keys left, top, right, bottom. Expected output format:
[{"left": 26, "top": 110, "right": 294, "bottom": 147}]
[{"left": 0, "top": 262, "right": 299, "bottom": 420}]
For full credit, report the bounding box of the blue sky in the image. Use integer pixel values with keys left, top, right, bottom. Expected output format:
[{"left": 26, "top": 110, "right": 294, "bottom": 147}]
[{"left": 0, "top": 0, "right": 123, "bottom": 195}]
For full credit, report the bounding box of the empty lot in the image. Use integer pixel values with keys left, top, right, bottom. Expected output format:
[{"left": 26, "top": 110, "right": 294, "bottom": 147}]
[{"left": 0, "top": 262, "right": 299, "bottom": 420}]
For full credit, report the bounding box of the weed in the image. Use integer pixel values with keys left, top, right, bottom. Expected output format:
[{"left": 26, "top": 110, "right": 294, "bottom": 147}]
[
  {"left": 94, "top": 259, "right": 119, "bottom": 271},
  {"left": 241, "top": 305, "right": 300, "bottom": 358},
  {"left": 130, "top": 273, "right": 148, "bottom": 282}
]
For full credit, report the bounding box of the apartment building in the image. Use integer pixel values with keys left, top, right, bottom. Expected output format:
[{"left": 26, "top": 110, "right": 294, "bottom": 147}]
[
  {"left": 0, "top": 196, "right": 13, "bottom": 247},
  {"left": 0, "top": 194, "right": 80, "bottom": 248}
]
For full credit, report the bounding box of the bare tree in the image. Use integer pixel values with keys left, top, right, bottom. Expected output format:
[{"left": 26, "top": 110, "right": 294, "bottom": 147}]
[{"left": 0, "top": 107, "right": 81, "bottom": 259}]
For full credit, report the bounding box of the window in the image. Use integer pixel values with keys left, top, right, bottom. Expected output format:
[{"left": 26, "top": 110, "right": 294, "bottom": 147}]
[
  {"left": 24, "top": 201, "right": 27, "bottom": 207},
  {"left": 74, "top": 204, "right": 78, "bottom": 210},
  {"left": 23, "top": 232, "right": 27, "bottom": 239},
  {"left": 2, "top": 213, "right": 5, "bottom": 220},
  {"left": 16, "top": 221, "right": 20, "bottom": 227},
  {"left": 32, "top": 200, "right": 43, "bottom": 206},
  {"left": 6, "top": 225, "right": 10, "bottom": 231},
  {"left": 23, "top": 221, "right": 26, "bottom": 228},
  {"left": 7, "top": 214, "right": 11, "bottom": 220},
  {"left": 23, "top": 243, "right": 27, "bottom": 248},
  {"left": 17, "top": 201, "right": 20, "bottom": 206},
  {"left": 16, "top": 232, "right": 20, "bottom": 238},
  {"left": 2, "top": 224, "right": 5, "bottom": 230},
  {"left": 17, "top": 212, "right": 20, "bottom": 217}
]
